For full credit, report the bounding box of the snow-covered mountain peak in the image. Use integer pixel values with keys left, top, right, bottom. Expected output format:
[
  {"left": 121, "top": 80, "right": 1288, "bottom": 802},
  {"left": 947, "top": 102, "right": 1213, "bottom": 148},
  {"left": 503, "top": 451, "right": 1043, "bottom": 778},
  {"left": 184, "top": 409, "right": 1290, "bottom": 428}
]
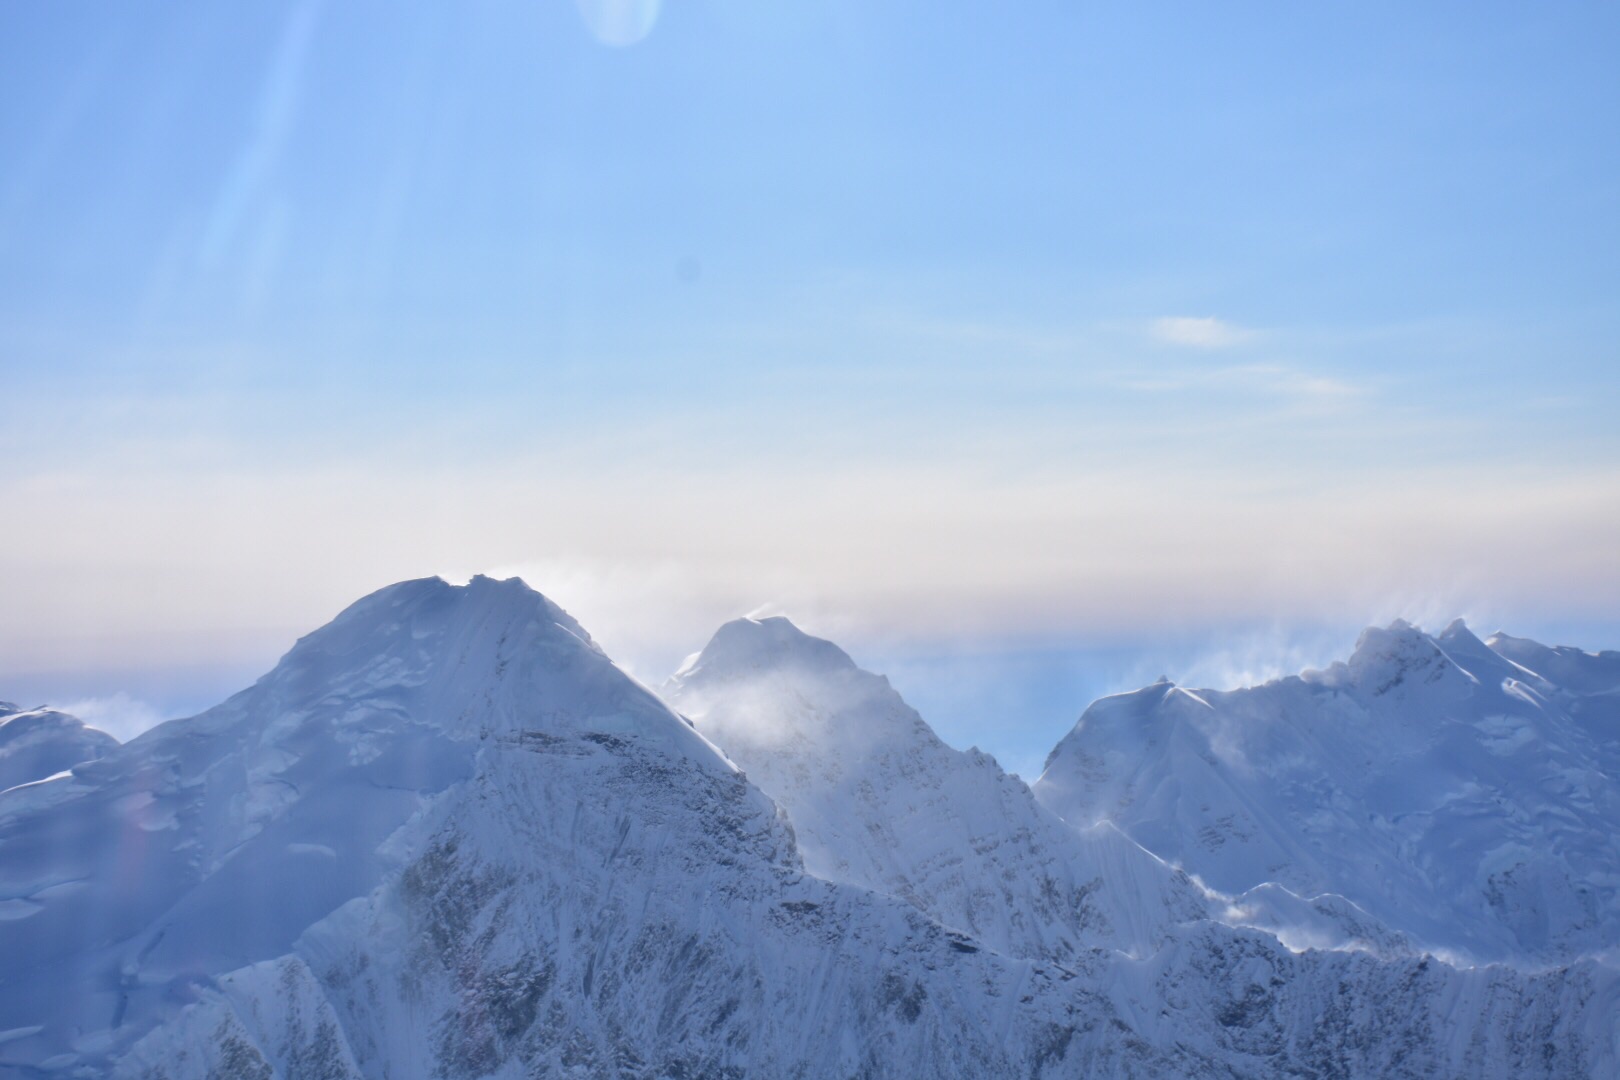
[
  {"left": 1036, "top": 619, "right": 1620, "bottom": 966},
  {"left": 669, "top": 616, "right": 927, "bottom": 759},
  {"left": 1039, "top": 677, "right": 1185, "bottom": 780},
  {"left": 1439, "top": 616, "right": 1476, "bottom": 641},
  {"left": 0, "top": 702, "right": 118, "bottom": 793},
  {"left": 1434, "top": 617, "right": 1497, "bottom": 659},
  {"left": 4, "top": 586, "right": 1617, "bottom": 1076},
  {"left": 676, "top": 614, "right": 856, "bottom": 682},
  {"left": 1329, "top": 618, "right": 1478, "bottom": 702},
  {"left": 668, "top": 621, "right": 1213, "bottom": 963},
  {"left": 1486, "top": 631, "right": 1620, "bottom": 697},
  {"left": 274, "top": 573, "right": 599, "bottom": 682},
  {"left": 0, "top": 574, "right": 762, "bottom": 1072},
  {"left": 229, "top": 574, "right": 710, "bottom": 755}
]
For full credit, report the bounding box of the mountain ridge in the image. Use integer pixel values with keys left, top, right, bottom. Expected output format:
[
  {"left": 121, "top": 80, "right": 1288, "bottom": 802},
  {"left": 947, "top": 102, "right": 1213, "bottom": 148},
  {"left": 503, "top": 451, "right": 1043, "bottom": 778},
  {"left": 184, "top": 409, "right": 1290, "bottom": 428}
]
[
  {"left": 1036, "top": 617, "right": 1620, "bottom": 967},
  {"left": 1, "top": 585, "right": 1614, "bottom": 1076}
]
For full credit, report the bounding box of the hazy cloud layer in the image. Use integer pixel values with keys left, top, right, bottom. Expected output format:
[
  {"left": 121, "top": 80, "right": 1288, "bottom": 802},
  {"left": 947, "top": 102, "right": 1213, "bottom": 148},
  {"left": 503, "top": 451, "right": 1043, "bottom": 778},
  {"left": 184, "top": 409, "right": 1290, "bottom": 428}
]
[
  {"left": 1150, "top": 316, "right": 1255, "bottom": 349},
  {"left": 4, "top": 447, "right": 1617, "bottom": 690},
  {"left": 56, "top": 693, "right": 166, "bottom": 743}
]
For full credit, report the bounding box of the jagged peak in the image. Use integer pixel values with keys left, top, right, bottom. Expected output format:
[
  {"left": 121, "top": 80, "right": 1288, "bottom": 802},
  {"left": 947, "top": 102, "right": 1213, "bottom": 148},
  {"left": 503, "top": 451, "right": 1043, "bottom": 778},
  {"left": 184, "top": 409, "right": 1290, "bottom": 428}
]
[
  {"left": 668, "top": 616, "right": 941, "bottom": 761},
  {"left": 1044, "top": 678, "right": 1180, "bottom": 767},
  {"left": 1432, "top": 618, "right": 1533, "bottom": 678},
  {"left": 1353, "top": 616, "right": 1423, "bottom": 647},
  {"left": 1349, "top": 619, "right": 1440, "bottom": 663},
  {"left": 1438, "top": 617, "right": 1479, "bottom": 643},
  {"left": 1343, "top": 619, "right": 1478, "bottom": 698}
]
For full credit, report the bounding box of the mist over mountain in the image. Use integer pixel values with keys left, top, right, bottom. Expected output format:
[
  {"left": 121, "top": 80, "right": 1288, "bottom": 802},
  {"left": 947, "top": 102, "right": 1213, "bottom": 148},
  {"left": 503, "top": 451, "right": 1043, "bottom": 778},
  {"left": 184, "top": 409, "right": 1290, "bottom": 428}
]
[{"left": 1, "top": 578, "right": 1614, "bottom": 1077}]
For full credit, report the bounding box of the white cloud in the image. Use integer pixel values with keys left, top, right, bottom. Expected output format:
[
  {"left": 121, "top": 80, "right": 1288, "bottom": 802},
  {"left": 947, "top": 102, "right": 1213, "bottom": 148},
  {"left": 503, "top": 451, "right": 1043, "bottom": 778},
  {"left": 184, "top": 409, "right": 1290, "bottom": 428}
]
[
  {"left": 1150, "top": 316, "right": 1255, "bottom": 349},
  {"left": 1116, "top": 362, "right": 1365, "bottom": 410},
  {"left": 6, "top": 452, "right": 1617, "bottom": 692},
  {"left": 1136, "top": 626, "right": 1354, "bottom": 693},
  {"left": 1221, "top": 363, "right": 1364, "bottom": 402},
  {"left": 573, "top": 0, "right": 662, "bottom": 46}
]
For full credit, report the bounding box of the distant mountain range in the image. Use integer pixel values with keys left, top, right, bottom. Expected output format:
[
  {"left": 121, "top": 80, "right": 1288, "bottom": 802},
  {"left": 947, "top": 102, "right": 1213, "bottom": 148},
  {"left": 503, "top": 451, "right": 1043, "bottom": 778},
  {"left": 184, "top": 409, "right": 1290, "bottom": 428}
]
[{"left": 1, "top": 577, "right": 1613, "bottom": 1077}]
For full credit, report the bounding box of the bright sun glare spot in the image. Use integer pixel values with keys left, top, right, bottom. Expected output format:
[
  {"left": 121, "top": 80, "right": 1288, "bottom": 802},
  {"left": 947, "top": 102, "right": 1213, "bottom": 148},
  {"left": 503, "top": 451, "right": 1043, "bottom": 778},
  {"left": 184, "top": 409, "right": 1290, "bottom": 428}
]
[{"left": 573, "top": 0, "right": 662, "bottom": 47}]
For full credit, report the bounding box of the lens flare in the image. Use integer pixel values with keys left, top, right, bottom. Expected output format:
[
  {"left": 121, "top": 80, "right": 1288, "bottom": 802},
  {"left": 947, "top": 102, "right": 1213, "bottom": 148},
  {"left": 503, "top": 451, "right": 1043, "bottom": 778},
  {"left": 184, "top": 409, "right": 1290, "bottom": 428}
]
[{"left": 573, "top": 0, "right": 662, "bottom": 47}]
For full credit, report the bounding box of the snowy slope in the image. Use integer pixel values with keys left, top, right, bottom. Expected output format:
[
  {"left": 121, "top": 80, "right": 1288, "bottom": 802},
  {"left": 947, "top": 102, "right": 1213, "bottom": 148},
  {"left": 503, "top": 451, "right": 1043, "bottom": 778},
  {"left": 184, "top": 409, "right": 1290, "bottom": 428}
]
[
  {"left": 662, "top": 615, "right": 1616, "bottom": 1075},
  {"left": 1035, "top": 619, "right": 1620, "bottom": 967},
  {"left": 0, "top": 583, "right": 1614, "bottom": 1077},
  {"left": 0, "top": 577, "right": 1158, "bottom": 1076},
  {"left": 664, "top": 615, "right": 1211, "bottom": 962},
  {"left": 0, "top": 703, "right": 117, "bottom": 794}
]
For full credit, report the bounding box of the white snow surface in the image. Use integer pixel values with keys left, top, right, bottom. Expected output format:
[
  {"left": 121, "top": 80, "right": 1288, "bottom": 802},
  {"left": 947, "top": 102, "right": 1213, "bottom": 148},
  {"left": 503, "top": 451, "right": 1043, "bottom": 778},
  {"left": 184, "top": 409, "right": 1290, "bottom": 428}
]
[
  {"left": 665, "top": 615, "right": 1212, "bottom": 962},
  {"left": 1035, "top": 618, "right": 1620, "bottom": 968},
  {"left": 0, "top": 582, "right": 1614, "bottom": 1077},
  {"left": 0, "top": 703, "right": 118, "bottom": 796}
]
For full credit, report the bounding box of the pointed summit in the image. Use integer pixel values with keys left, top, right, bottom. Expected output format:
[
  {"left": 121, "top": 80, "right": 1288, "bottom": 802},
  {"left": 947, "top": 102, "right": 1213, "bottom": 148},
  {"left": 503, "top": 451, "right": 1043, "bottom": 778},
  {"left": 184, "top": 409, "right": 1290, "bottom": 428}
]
[
  {"left": 246, "top": 574, "right": 702, "bottom": 748},
  {"left": 1342, "top": 619, "right": 1475, "bottom": 700},
  {"left": 1435, "top": 617, "right": 1498, "bottom": 661},
  {"left": 0, "top": 574, "right": 749, "bottom": 1070},
  {"left": 676, "top": 615, "right": 857, "bottom": 684},
  {"left": 1431, "top": 617, "right": 1549, "bottom": 687},
  {"left": 669, "top": 614, "right": 918, "bottom": 757},
  {"left": 667, "top": 618, "right": 1209, "bottom": 961},
  {"left": 1439, "top": 616, "right": 1474, "bottom": 639}
]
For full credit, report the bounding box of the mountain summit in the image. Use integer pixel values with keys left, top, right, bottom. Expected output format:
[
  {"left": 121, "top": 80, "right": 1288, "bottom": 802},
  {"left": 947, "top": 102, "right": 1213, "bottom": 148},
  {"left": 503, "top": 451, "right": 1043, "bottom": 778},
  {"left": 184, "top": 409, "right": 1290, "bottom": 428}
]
[
  {"left": 0, "top": 702, "right": 118, "bottom": 794},
  {"left": 668, "top": 615, "right": 1210, "bottom": 962}
]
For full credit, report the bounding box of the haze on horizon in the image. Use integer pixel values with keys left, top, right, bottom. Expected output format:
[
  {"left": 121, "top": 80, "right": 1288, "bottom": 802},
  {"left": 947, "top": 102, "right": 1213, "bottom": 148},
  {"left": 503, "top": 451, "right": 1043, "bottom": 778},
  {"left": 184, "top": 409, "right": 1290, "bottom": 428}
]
[{"left": 3, "top": 2, "right": 1618, "bottom": 773}]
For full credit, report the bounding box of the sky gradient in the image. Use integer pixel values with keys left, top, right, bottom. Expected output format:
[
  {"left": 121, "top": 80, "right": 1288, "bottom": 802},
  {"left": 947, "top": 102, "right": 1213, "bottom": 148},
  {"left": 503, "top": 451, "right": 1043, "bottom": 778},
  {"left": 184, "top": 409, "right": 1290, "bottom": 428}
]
[{"left": 4, "top": 1, "right": 1618, "bottom": 774}]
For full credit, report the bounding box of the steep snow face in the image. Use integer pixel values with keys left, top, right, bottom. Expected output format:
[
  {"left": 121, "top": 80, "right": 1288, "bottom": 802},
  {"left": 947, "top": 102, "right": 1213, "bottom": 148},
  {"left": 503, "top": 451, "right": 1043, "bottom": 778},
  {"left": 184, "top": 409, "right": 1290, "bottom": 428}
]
[
  {"left": 1486, "top": 632, "right": 1620, "bottom": 748},
  {"left": 665, "top": 616, "right": 1211, "bottom": 962},
  {"left": 1035, "top": 619, "right": 1620, "bottom": 966},
  {"left": 0, "top": 578, "right": 1174, "bottom": 1078},
  {"left": 0, "top": 575, "right": 725, "bottom": 1072},
  {"left": 0, "top": 703, "right": 118, "bottom": 794},
  {"left": 1485, "top": 633, "right": 1620, "bottom": 698}
]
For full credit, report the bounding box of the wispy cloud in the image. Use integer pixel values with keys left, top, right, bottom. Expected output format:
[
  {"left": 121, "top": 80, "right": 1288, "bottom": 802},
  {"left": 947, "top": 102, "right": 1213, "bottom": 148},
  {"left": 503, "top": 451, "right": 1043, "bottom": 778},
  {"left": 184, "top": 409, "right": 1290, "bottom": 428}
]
[
  {"left": 1150, "top": 316, "right": 1255, "bottom": 349},
  {"left": 573, "top": 0, "right": 662, "bottom": 47},
  {"left": 58, "top": 692, "right": 166, "bottom": 742},
  {"left": 1118, "top": 362, "right": 1365, "bottom": 408}
]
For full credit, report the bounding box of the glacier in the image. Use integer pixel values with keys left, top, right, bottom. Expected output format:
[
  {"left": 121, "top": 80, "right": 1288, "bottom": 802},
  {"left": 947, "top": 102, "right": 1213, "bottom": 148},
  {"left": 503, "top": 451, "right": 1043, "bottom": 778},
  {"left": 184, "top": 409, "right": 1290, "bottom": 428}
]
[{"left": 0, "top": 577, "right": 1614, "bottom": 1077}]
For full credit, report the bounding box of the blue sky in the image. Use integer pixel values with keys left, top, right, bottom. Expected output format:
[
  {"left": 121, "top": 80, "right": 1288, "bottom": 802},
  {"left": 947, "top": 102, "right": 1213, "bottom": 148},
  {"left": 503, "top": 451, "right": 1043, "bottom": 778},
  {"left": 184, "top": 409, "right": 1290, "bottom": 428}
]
[{"left": 3, "top": 2, "right": 1618, "bottom": 773}]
